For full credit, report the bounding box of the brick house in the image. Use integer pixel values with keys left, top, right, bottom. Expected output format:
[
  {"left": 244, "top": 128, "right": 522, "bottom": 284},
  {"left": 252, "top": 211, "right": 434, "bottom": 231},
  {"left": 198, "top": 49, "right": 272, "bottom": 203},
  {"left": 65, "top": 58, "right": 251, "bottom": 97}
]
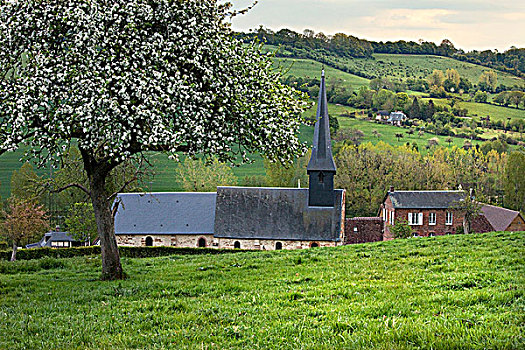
[{"left": 379, "top": 188, "right": 466, "bottom": 239}]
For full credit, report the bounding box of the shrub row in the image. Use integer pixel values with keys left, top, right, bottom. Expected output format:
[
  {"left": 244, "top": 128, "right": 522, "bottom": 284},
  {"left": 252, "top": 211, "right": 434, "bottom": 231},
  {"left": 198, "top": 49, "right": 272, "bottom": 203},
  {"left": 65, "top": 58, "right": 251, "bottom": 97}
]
[{"left": 0, "top": 246, "right": 252, "bottom": 261}]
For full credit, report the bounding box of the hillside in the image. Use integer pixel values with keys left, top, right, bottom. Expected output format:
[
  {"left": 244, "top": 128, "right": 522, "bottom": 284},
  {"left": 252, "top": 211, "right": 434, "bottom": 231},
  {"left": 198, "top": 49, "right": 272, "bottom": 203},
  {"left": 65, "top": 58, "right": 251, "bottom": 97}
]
[
  {"left": 0, "top": 101, "right": 492, "bottom": 200},
  {"left": 0, "top": 232, "right": 523, "bottom": 349}
]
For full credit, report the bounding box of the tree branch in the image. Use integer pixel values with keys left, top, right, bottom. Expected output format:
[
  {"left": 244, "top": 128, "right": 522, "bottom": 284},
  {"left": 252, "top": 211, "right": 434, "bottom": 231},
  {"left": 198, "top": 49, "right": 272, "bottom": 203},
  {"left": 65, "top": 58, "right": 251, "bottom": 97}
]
[
  {"left": 52, "top": 183, "right": 91, "bottom": 197},
  {"left": 107, "top": 175, "right": 137, "bottom": 202}
]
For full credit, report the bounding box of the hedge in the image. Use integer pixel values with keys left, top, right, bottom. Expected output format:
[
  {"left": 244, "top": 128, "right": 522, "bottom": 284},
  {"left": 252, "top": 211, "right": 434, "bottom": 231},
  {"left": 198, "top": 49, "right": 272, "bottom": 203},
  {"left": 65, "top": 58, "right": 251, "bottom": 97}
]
[{"left": 0, "top": 246, "right": 253, "bottom": 261}]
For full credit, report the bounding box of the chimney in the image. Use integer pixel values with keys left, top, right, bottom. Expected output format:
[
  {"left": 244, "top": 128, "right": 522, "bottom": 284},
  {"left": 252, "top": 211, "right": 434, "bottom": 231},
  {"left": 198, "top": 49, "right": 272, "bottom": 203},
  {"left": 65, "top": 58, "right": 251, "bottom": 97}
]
[{"left": 389, "top": 186, "right": 394, "bottom": 193}]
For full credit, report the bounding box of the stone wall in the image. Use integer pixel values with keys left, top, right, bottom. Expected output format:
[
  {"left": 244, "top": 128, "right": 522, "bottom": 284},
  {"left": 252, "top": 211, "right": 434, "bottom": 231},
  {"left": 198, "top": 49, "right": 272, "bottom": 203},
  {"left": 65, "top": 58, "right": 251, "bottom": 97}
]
[
  {"left": 216, "top": 238, "right": 339, "bottom": 250},
  {"left": 344, "top": 217, "right": 383, "bottom": 244},
  {"left": 116, "top": 234, "right": 214, "bottom": 248}
]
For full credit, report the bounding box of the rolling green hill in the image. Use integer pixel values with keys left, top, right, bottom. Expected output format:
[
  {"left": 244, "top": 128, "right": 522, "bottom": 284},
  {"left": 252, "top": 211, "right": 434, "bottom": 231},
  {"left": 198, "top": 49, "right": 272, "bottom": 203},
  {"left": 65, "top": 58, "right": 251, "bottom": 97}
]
[{"left": 1, "top": 231, "right": 523, "bottom": 349}]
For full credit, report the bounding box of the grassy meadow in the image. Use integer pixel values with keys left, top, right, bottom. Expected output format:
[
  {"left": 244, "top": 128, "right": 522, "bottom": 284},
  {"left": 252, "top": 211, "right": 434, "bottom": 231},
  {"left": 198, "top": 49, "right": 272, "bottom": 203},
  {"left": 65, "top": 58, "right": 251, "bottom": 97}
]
[
  {"left": 272, "top": 57, "right": 371, "bottom": 91},
  {"left": 0, "top": 231, "right": 523, "bottom": 349}
]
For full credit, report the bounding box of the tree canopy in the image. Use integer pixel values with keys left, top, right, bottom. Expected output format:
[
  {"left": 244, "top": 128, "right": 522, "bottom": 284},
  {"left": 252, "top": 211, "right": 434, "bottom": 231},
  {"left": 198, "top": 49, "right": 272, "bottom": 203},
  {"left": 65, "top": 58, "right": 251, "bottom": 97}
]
[{"left": 0, "top": 0, "right": 310, "bottom": 279}]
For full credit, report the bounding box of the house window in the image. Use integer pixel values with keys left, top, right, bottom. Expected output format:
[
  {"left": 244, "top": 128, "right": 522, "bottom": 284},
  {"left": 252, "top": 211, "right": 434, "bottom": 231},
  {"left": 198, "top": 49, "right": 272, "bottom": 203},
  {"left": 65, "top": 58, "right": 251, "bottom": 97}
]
[
  {"left": 234, "top": 241, "right": 241, "bottom": 249},
  {"left": 408, "top": 212, "right": 423, "bottom": 225},
  {"left": 275, "top": 242, "right": 282, "bottom": 250},
  {"left": 389, "top": 211, "right": 394, "bottom": 225},
  {"left": 446, "top": 212, "right": 453, "bottom": 225},
  {"left": 382, "top": 208, "right": 386, "bottom": 220},
  {"left": 429, "top": 213, "right": 436, "bottom": 225},
  {"left": 353, "top": 227, "right": 358, "bottom": 232}
]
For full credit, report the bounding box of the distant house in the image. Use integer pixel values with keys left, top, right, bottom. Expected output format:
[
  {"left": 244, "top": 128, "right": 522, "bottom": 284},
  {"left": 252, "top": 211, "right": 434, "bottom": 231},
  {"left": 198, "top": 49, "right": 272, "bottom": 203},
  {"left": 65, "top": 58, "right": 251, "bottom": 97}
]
[
  {"left": 375, "top": 110, "right": 389, "bottom": 122},
  {"left": 379, "top": 188, "right": 466, "bottom": 238},
  {"left": 387, "top": 111, "right": 407, "bottom": 126},
  {"left": 478, "top": 204, "right": 525, "bottom": 232},
  {"left": 26, "top": 226, "right": 81, "bottom": 249},
  {"left": 379, "top": 188, "right": 525, "bottom": 238}
]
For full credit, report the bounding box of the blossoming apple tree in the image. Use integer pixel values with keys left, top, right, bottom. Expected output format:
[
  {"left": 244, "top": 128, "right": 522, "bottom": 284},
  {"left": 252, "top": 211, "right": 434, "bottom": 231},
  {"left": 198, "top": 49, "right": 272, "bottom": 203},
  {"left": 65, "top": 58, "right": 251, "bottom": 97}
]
[{"left": 0, "top": 0, "right": 309, "bottom": 279}]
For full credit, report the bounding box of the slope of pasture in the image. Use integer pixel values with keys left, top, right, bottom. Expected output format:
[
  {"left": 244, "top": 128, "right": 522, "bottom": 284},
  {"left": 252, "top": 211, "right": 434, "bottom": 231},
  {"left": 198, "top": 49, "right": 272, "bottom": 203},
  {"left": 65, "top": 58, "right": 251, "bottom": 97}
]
[
  {"left": 0, "top": 232, "right": 523, "bottom": 349},
  {"left": 371, "top": 54, "right": 524, "bottom": 88},
  {"left": 272, "top": 57, "right": 371, "bottom": 91},
  {"left": 423, "top": 98, "right": 525, "bottom": 122}
]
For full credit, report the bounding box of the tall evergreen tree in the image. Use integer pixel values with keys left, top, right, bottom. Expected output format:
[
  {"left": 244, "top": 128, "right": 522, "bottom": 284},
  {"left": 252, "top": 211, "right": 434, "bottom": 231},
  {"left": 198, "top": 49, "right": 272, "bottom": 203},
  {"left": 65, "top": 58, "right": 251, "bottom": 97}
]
[{"left": 408, "top": 97, "right": 421, "bottom": 119}]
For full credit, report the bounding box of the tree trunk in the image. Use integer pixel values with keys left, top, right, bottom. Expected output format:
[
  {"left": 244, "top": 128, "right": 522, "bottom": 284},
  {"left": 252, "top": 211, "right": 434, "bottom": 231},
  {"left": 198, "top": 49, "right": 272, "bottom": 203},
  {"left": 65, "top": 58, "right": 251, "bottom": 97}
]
[
  {"left": 89, "top": 168, "right": 124, "bottom": 280},
  {"left": 463, "top": 217, "right": 470, "bottom": 235},
  {"left": 10, "top": 242, "right": 17, "bottom": 262}
]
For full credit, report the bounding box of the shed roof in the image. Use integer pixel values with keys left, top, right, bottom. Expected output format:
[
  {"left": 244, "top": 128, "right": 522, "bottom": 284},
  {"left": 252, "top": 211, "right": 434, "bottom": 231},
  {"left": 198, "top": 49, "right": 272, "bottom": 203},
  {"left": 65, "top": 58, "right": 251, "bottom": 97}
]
[
  {"left": 388, "top": 190, "right": 465, "bottom": 209},
  {"left": 114, "top": 192, "right": 216, "bottom": 235},
  {"left": 214, "top": 187, "right": 344, "bottom": 241},
  {"left": 480, "top": 204, "right": 521, "bottom": 231}
]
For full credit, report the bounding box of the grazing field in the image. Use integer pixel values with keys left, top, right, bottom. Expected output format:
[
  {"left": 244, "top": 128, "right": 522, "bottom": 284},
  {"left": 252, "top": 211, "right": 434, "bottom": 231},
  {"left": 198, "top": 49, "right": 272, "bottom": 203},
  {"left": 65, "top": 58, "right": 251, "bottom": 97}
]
[
  {"left": 266, "top": 43, "right": 524, "bottom": 88},
  {"left": 0, "top": 232, "right": 523, "bottom": 349},
  {"left": 424, "top": 98, "right": 525, "bottom": 122},
  {"left": 272, "top": 57, "right": 371, "bottom": 91},
  {"left": 371, "top": 54, "right": 523, "bottom": 88}
]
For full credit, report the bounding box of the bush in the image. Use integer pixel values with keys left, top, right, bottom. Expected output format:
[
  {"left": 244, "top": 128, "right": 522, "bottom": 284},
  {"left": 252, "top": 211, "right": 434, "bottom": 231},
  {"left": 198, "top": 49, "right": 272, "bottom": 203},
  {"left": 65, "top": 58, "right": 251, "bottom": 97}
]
[{"left": 0, "top": 246, "right": 252, "bottom": 261}]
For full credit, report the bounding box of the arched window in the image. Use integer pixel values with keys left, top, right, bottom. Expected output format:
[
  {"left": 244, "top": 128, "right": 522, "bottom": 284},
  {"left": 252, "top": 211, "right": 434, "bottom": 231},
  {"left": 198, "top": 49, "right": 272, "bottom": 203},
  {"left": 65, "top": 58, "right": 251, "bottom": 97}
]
[
  {"left": 310, "top": 242, "right": 319, "bottom": 248},
  {"left": 233, "top": 241, "right": 241, "bottom": 249},
  {"left": 429, "top": 232, "right": 436, "bottom": 237},
  {"left": 275, "top": 242, "right": 283, "bottom": 250},
  {"left": 198, "top": 237, "right": 206, "bottom": 248},
  {"left": 145, "top": 236, "right": 153, "bottom": 247}
]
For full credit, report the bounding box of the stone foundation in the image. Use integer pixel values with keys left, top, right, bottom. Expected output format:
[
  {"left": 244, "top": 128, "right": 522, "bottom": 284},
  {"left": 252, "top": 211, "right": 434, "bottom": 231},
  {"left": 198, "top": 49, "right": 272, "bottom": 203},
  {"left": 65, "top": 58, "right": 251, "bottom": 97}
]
[
  {"left": 216, "top": 238, "right": 339, "bottom": 250},
  {"left": 115, "top": 234, "right": 339, "bottom": 250},
  {"left": 116, "top": 234, "right": 214, "bottom": 248}
]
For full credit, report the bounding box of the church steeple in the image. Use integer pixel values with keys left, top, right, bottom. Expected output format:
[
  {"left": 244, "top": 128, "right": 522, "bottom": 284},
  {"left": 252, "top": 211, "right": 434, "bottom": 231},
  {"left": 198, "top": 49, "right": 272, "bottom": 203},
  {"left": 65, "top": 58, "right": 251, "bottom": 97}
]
[{"left": 307, "top": 70, "right": 336, "bottom": 207}]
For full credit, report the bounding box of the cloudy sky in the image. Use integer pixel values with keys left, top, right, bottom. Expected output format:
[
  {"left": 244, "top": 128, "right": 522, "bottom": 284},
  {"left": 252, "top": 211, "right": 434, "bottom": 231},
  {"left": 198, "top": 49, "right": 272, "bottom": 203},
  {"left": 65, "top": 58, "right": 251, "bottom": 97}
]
[{"left": 229, "top": 0, "right": 525, "bottom": 51}]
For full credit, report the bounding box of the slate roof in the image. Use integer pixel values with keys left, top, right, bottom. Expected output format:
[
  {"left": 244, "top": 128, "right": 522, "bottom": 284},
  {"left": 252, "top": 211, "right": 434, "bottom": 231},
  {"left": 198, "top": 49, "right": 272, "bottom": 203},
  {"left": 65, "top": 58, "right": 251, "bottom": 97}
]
[
  {"left": 214, "top": 187, "right": 344, "bottom": 241},
  {"left": 387, "top": 111, "right": 407, "bottom": 122},
  {"left": 307, "top": 70, "right": 337, "bottom": 173},
  {"left": 114, "top": 192, "right": 216, "bottom": 235},
  {"left": 480, "top": 204, "right": 521, "bottom": 231},
  {"left": 388, "top": 190, "right": 465, "bottom": 209},
  {"left": 26, "top": 230, "right": 77, "bottom": 249}
]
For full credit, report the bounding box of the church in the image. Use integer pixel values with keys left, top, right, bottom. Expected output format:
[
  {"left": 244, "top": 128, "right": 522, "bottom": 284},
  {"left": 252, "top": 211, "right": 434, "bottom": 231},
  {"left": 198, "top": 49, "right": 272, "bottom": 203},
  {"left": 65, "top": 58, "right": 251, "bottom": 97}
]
[{"left": 114, "top": 71, "right": 347, "bottom": 250}]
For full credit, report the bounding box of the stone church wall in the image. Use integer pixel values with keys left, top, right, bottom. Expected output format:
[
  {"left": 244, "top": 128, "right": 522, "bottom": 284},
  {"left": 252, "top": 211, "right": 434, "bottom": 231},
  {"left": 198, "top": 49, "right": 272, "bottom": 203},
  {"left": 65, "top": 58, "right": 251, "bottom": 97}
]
[
  {"left": 216, "top": 238, "right": 339, "bottom": 250},
  {"left": 116, "top": 234, "right": 214, "bottom": 248}
]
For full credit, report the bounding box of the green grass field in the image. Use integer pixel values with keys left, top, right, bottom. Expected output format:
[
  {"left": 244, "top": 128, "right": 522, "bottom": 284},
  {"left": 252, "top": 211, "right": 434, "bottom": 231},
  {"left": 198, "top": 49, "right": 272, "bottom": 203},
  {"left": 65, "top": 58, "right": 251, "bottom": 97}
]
[
  {"left": 272, "top": 57, "right": 371, "bottom": 91},
  {"left": 371, "top": 54, "right": 523, "bottom": 88},
  {"left": 0, "top": 231, "right": 523, "bottom": 349}
]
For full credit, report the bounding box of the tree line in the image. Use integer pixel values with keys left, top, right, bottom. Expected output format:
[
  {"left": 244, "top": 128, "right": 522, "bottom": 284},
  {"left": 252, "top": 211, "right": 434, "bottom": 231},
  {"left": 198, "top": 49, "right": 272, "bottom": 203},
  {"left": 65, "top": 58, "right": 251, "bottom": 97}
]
[{"left": 238, "top": 27, "right": 525, "bottom": 77}]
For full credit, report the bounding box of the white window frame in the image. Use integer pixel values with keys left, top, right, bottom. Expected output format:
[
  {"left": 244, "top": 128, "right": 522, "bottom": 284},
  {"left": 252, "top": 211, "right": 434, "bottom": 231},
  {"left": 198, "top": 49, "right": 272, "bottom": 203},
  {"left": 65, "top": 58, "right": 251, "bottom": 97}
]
[
  {"left": 446, "top": 212, "right": 453, "bottom": 225},
  {"left": 389, "top": 211, "right": 394, "bottom": 225},
  {"left": 429, "top": 212, "right": 436, "bottom": 225},
  {"left": 408, "top": 212, "right": 423, "bottom": 225}
]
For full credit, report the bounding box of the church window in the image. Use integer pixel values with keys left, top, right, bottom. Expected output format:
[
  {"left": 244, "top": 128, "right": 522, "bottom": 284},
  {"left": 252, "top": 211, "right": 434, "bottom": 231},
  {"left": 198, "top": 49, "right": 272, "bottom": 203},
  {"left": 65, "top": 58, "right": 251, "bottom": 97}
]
[
  {"left": 318, "top": 172, "right": 324, "bottom": 184},
  {"left": 234, "top": 241, "right": 241, "bottom": 249},
  {"left": 145, "top": 236, "right": 153, "bottom": 247},
  {"left": 310, "top": 242, "right": 319, "bottom": 248},
  {"left": 275, "top": 242, "right": 282, "bottom": 250},
  {"left": 198, "top": 237, "right": 206, "bottom": 248}
]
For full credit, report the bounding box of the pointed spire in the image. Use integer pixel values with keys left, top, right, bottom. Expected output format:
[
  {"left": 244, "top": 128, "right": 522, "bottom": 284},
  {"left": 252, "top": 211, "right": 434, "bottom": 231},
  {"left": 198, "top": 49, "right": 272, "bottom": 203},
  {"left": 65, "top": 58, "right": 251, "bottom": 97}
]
[{"left": 307, "top": 70, "right": 336, "bottom": 173}]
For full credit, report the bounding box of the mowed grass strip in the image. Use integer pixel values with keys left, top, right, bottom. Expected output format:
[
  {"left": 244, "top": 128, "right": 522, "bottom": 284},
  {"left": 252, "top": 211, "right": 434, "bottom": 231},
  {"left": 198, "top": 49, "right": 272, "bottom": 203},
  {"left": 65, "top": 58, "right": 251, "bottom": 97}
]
[{"left": 0, "top": 232, "right": 523, "bottom": 349}]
